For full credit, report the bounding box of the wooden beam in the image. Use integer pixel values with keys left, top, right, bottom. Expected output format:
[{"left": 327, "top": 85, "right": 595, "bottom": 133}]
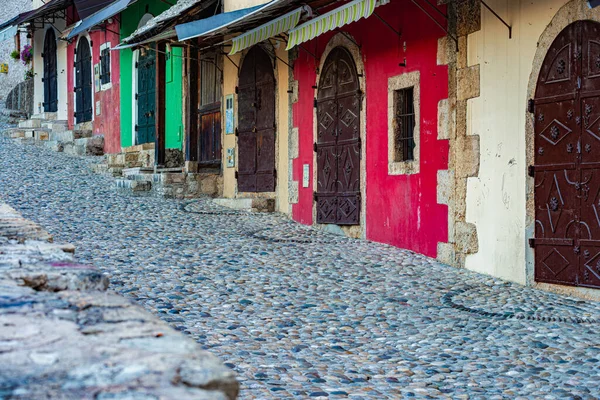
[
  {"left": 155, "top": 41, "right": 167, "bottom": 166},
  {"left": 186, "top": 46, "right": 199, "bottom": 162}
]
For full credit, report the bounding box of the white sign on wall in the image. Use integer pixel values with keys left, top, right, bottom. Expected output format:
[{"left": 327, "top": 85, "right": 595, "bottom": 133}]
[{"left": 303, "top": 164, "right": 310, "bottom": 188}]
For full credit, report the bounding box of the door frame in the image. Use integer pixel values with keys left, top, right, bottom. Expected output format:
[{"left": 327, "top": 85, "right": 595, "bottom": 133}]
[
  {"left": 312, "top": 33, "right": 367, "bottom": 239},
  {"left": 132, "top": 13, "right": 154, "bottom": 146},
  {"left": 235, "top": 43, "right": 278, "bottom": 195},
  {"left": 73, "top": 34, "right": 94, "bottom": 124},
  {"left": 525, "top": 1, "right": 600, "bottom": 298}
]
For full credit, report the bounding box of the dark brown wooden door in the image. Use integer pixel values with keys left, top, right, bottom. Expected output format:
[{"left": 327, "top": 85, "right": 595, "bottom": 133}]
[
  {"left": 315, "top": 47, "right": 361, "bottom": 225},
  {"left": 237, "top": 46, "right": 276, "bottom": 192},
  {"left": 533, "top": 21, "right": 600, "bottom": 289},
  {"left": 43, "top": 29, "right": 58, "bottom": 113},
  {"left": 75, "top": 37, "right": 92, "bottom": 123}
]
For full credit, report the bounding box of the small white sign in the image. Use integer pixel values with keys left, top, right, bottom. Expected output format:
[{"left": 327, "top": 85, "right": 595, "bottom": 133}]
[
  {"left": 95, "top": 101, "right": 101, "bottom": 116},
  {"left": 302, "top": 164, "right": 310, "bottom": 188}
]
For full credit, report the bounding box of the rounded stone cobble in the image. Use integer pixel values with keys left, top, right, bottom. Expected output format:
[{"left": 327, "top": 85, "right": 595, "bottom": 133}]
[{"left": 2, "top": 133, "right": 600, "bottom": 399}]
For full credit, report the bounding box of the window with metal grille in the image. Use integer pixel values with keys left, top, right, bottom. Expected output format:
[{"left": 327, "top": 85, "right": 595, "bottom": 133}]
[
  {"left": 100, "top": 47, "right": 110, "bottom": 85},
  {"left": 393, "top": 87, "right": 415, "bottom": 162}
]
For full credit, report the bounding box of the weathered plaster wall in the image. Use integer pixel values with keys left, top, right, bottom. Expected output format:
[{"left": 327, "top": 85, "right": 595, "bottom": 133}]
[
  {"left": 0, "top": 0, "right": 31, "bottom": 101},
  {"left": 462, "top": 0, "right": 570, "bottom": 283},
  {"left": 291, "top": 0, "right": 449, "bottom": 257},
  {"left": 224, "top": 0, "right": 270, "bottom": 12},
  {"left": 66, "top": 21, "right": 122, "bottom": 153}
]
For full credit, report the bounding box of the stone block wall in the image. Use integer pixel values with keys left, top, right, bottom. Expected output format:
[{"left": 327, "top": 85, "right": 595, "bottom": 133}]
[
  {"left": 5, "top": 78, "right": 33, "bottom": 115},
  {"left": 0, "top": 0, "right": 31, "bottom": 101}
]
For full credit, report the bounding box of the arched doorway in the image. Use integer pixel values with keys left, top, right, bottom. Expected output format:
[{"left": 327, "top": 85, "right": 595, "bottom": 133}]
[
  {"left": 136, "top": 46, "right": 156, "bottom": 145},
  {"left": 237, "top": 46, "right": 276, "bottom": 192},
  {"left": 533, "top": 20, "right": 600, "bottom": 289},
  {"left": 43, "top": 29, "right": 58, "bottom": 113},
  {"left": 315, "top": 46, "right": 361, "bottom": 225},
  {"left": 75, "top": 37, "right": 92, "bottom": 123}
]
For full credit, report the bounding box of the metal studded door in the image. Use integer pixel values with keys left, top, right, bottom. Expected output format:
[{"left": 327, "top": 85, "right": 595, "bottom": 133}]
[
  {"left": 136, "top": 48, "right": 156, "bottom": 145},
  {"left": 315, "top": 47, "right": 361, "bottom": 225},
  {"left": 43, "top": 29, "right": 58, "bottom": 113},
  {"left": 237, "top": 46, "right": 276, "bottom": 192},
  {"left": 75, "top": 38, "right": 92, "bottom": 123},
  {"left": 532, "top": 21, "right": 600, "bottom": 289}
]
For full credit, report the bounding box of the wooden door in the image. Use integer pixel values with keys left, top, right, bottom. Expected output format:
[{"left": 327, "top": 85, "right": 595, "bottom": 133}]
[
  {"left": 75, "top": 37, "right": 92, "bottom": 123},
  {"left": 533, "top": 21, "right": 600, "bottom": 289},
  {"left": 136, "top": 48, "right": 156, "bottom": 145},
  {"left": 43, "top": 29, "right": 58, "bottom": 113},
  {"left": 315, "top": 47, "right": 361, "bottom": 225},
  {"left": 198, "top": 51, "right": 222, "bottom": 166},
  {"left": 237, "top": 46, "right": 276, "bottom": 192}
]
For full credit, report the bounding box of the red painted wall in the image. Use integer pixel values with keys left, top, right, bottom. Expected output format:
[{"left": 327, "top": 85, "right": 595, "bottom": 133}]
[
  {"left": 67, "top": 20, "right": 121, "bottom": 154},
  {"left": 292, "top": 0, "right": 449, "bottom": 258}
]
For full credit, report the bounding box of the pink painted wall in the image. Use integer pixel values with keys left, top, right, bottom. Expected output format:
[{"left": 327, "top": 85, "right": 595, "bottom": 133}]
[
  {"left": 292, "top": 0, "right": 449, "bottom": 258},
  {"left": 67, "top": 19, "right": 121, "bottom": 154}
]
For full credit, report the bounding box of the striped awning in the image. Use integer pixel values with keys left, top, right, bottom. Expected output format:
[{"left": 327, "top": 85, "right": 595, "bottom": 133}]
[
  {"left": 229, "top": 7, "right": 304, "bottom": 55},
  {"left": 286, "top": 0, "right": 376, "bottom": 50}
]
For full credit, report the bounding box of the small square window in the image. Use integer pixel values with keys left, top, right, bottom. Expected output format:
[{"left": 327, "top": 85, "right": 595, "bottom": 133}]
[
  {"left": 99, "top": 43, "right": 112, "bottom": 90},
  {"left": 388, "top": 71, "right": 420, "bottom": 175},
  {"left": 394, "top": 87, "right": 416, "bottom": 162}
]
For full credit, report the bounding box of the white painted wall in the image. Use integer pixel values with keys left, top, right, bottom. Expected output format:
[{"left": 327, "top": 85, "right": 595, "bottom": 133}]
[
  {"left": 33, "top": 21, "right": 67, "bottom": 118},
  {"left": 464, "top": 0, "right": 570, "bottom": 283}
]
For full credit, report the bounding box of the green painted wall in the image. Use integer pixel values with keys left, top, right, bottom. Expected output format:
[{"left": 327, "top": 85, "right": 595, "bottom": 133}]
[{"left": 119, "top": 0, "right": 183, "bottom": 150}]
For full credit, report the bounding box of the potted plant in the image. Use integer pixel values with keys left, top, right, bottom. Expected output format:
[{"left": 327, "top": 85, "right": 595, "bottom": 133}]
[
  {"left": 20, "top": 44, "right": 32, "bottom": 65},
  {"left": 10, "top": 50, "right": 20, "bottom": 61},
  {"left": 24, "top": 68, "right": 33, "bottom": 80}
]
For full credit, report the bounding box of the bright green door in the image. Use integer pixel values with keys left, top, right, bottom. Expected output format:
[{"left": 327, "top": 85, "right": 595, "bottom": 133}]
[{"left": 136, "top": 49, "right": 156, "bottom": 145}]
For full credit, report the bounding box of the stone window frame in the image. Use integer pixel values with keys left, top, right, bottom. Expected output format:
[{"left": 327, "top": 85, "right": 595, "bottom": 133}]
[
  {"left": 99, "top": 42, "right": 112, "bottom": 91},
  {"left": 388, "top": 71, "right": 420, "bottom": 175}
]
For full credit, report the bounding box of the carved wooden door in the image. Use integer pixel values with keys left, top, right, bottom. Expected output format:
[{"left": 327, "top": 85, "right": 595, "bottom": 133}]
[
  {"left": 43, "top": 29, "right": 58, "bottom": 113},
  {"left": 237, "top": 46, "right": 276, "bottom": 192},
  {"left": 75, "top": 37, "right": 93, "bottom": 123},
  {"left": 533, "top": 21, "right": 600, "bottom": 289},
  {"left": 315, "top": 47, "right": 361, "bottom": 225}
]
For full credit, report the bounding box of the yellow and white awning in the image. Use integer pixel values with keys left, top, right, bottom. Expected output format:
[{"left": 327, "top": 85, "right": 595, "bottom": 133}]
[
  {"left": 229, "top": 7, "right": 304, "bottom": 55},
  {"left": 286, "top": 0, "right": 376, "bottom": 50}
]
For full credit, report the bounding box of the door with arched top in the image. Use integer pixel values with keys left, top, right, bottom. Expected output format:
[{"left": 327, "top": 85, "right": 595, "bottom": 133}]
[
  {"left": 237, "top": 46, "right": 276, "bottom": 192},
  {"left": 75, "top": 37, "right": 92, "bottom": 123},
  {"left": 43, "top": 29, "right": 58, "bottom": 113},
  {"left": 315, "top": 47, "right": 361, "bottom": 225},
  {"left": 532, "top": 20, "right": 600, "bottom": 289}
]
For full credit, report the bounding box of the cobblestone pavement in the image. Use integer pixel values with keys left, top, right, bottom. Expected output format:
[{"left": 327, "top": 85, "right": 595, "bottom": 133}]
[{"left": 1, "top": 135, "right": 600, "bottom": 399}]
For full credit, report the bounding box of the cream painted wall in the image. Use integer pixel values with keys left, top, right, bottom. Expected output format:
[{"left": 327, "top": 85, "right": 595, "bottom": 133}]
[
  {"left": 220, "top": 39, "right": 290, "bottom": 213},
  {"left": 33, "top": 22, "right": 68, "bottom": 119},
  {"left": 224, "top": 0, "right": 270, "bottom": 12},
  {"left": 464, "top": 0, "right": 570, "bottom": 283}
]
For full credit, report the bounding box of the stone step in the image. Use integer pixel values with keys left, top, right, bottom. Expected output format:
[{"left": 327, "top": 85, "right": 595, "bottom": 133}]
[
  {"left": 213, "top": 198, "right": 275, "bottom": 212},
  {"left": 18, "top": 119, "right": 42, "bottom": 129},
  {"left": 9, "top": 130, "right": 25, "bottom": 139},
  {"left": 49, "top": 130, "right": 92, "bottom": 142},
  {"left": 41, "top": 120, "right": 68, "bottom": 132},
  {"left": 75, "top": 135, "right": 104, "bottom": 156},
  {"left": 115, "top": 179, "right": 152, "bottom": 192},
  {"left": 45, "top": 140, "right": 64, "bottom": 152},
  {"left": 31, "top": 112, "right": 57, "bottom": 120},
  {"left": 74, "top": 121, "right": 93, "bottom": 131},
  {"left": 122, "top": 167, "right": 155, "bottom": 177}
]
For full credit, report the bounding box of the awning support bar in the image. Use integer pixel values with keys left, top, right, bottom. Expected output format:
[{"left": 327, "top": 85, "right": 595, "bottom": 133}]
[
  {"left": 410, "top": 0, "right": 458, "bottom": 50},
  {"left": 373, "top": 12, "right": 401, "bottom": 38},
  {"left": 480, "top": 0, "right": 511, "bottom": 39},
  {"left": 224, "top": 53, "right": 239, "bottom": 70}
]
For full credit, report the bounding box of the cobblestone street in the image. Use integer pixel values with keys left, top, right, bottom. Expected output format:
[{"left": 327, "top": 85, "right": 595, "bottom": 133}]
[{"left": 1, "top": 135, "right": 600, "bottom": 399}]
